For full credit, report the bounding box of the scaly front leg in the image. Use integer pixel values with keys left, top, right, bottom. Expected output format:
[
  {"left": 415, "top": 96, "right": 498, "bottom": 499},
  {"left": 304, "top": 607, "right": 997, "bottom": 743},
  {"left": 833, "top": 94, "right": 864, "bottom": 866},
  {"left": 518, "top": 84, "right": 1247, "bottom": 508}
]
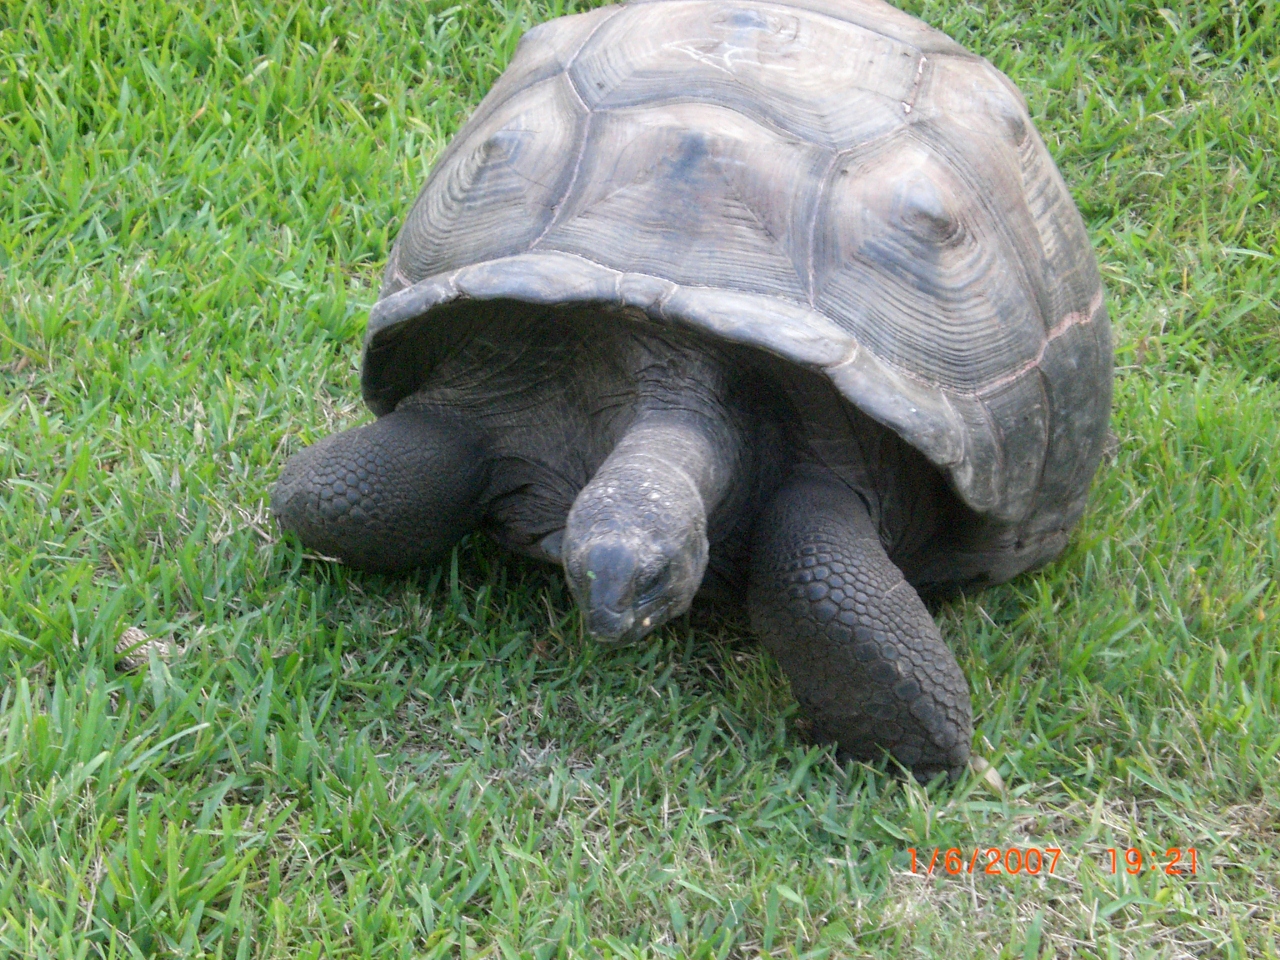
[
  {"left": 272, "top": 407, "right": 489, "bottom": 574},
  {"left": 749, "top": 468, "right": 972, "bottom": 779}
]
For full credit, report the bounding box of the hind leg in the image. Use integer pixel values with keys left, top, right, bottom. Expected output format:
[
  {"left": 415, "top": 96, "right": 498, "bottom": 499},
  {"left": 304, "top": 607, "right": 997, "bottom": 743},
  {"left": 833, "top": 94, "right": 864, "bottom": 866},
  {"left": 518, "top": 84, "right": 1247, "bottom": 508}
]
[
  {"left": 272, "top": 407, "right": 488, "bottom": 573},
  {"left": 749, "top": 469, "right": 972, "bottom": 779}
]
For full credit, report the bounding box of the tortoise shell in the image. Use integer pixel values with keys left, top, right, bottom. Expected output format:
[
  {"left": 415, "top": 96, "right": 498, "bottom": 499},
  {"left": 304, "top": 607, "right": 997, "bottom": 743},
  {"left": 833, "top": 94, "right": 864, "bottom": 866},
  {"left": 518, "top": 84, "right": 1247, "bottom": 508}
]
[{"left": 363, "top": 0, "right": 1112, "bottom": 586}]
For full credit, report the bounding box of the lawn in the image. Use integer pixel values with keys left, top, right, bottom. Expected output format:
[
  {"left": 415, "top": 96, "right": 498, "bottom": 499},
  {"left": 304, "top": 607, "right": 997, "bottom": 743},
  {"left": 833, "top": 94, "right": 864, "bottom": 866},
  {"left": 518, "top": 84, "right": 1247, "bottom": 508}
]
[{"left": 1, "top": 0, "right": 1277, "bottom": 956}]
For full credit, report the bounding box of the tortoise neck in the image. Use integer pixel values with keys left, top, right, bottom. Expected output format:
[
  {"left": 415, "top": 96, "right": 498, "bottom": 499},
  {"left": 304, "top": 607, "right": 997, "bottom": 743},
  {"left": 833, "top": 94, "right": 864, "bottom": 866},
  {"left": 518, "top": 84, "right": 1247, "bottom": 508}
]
[
  {"left": 560, "top": 405, "right": 746, "bottom": 641},
  {"left": 608, "top": 412, "right": 743, "bottom": 522},
  {"left": 620, "top": 328, "right": 753, "bottom": 505}
]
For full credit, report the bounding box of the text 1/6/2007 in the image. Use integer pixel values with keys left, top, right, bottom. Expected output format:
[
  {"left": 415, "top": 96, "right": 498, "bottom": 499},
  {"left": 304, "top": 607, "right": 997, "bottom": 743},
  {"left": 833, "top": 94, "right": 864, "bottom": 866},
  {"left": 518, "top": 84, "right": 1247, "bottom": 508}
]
[
  {"left": 907, "top": 847, "right": 1201, "bottom": 876},
  {"left": 908, "top": 848, "right": 1061, "bottom": 876}
]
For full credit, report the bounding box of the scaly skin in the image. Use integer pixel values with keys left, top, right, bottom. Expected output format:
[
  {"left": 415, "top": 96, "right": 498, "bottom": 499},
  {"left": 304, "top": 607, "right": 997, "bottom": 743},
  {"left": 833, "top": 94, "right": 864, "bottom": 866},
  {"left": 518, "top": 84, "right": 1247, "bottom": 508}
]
[
  {"left": 749, "top": 469, "right": 972, "bottom": 779},
  {"left": 271, "top": 408, "right": 488, "bottom": 573}
]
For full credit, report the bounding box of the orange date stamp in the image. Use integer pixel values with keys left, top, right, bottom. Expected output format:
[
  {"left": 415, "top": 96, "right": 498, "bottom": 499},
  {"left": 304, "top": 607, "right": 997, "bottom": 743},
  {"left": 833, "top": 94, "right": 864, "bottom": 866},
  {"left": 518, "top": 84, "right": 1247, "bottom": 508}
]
[
  {"left": 907, "top": 846, "right": 1201, "bottom": 876},
  {"left": 908, "top": 847, "right": 1062, "bottom": 876}
]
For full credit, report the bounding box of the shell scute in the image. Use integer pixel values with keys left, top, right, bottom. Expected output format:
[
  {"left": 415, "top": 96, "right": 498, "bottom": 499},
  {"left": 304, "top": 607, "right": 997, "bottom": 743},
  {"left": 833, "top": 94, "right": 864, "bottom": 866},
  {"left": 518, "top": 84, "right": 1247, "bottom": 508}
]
[
  {"left": 914, "top": 57, "right": 1030, "bottom": 135},
  {"left": 536, "top": 102, "right": 829, "bottom": 302},
  {"left": 813, "top": 137, "right": 1044, "bottom": 393},
  {"left": 1025, "top": 301, "right": 1112, "bottom": 531},
  {"left": 1015, "top": 126, "right": 1102, "bottom": 327},
  {"left": 386, "top": 76, "right": 587, "bottom": 292},
  {"left": 977, "top": 370, "right": 1049, "bottom": 522},
  {"left": 621, "top": 0, "right": 972, "bottom": 56},
  {"left": 570, "top": 1, "right": 921, "bottom": 149}
]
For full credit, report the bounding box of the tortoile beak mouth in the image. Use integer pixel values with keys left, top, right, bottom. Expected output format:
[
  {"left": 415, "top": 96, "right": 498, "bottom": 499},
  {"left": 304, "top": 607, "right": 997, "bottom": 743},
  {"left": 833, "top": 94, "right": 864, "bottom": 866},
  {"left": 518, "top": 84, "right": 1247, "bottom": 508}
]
[{"left": 585, "top": 604, "right": 640, "bottom": 643}]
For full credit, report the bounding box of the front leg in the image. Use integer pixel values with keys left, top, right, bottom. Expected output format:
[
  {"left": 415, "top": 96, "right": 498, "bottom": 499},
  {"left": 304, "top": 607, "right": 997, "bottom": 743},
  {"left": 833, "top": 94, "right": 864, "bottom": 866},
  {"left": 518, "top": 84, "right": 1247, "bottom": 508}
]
[
  {"left": 749, "top": 470, "right": 972, "bottom": 779},
  {"left": 272, "top": 407, "right": 488, "bottom": 573}
]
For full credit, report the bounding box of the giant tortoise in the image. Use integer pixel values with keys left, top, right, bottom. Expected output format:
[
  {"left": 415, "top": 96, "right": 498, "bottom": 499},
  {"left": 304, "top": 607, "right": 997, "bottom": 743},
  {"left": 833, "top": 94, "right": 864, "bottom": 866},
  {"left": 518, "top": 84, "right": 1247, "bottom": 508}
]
[{"left": 273, "top": 0, "right": 1113, "bottom": 779}]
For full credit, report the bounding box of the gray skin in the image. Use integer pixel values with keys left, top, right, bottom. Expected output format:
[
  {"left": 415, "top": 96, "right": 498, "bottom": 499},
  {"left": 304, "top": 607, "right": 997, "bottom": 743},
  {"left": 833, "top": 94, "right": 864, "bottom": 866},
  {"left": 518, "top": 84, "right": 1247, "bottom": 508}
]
[{"left": 273, "top": 306, "right": 973, "bottom": 779}]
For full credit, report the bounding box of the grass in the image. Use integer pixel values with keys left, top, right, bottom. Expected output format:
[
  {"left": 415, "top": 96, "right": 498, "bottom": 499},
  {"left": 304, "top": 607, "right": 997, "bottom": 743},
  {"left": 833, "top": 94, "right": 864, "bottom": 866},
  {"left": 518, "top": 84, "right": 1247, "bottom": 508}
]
[{"left": 0, "top": 0, "right": 1277, "bottom": 956}]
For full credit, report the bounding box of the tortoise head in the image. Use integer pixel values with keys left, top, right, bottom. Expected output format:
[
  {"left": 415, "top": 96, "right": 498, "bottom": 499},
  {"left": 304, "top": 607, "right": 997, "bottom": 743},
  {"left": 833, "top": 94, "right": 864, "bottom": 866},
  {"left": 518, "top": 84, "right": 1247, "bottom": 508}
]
[{"left": 561, "top": 454, "right": 710, "bottom": 644}]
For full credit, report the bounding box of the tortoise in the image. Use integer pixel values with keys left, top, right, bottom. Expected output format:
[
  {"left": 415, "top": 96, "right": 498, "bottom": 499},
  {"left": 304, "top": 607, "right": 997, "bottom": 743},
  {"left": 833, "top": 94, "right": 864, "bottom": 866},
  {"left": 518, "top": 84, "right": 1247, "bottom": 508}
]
[{"left": 272, "top": 0, "right": 1112, "bottom": 779}]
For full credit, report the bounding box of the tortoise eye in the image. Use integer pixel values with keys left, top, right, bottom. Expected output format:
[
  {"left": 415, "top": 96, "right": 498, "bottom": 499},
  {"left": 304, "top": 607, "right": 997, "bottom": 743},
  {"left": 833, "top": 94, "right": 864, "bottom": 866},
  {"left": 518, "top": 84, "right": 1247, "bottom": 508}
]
[{"left": 636, "top": 564, "right": 671, "bottom": 604}]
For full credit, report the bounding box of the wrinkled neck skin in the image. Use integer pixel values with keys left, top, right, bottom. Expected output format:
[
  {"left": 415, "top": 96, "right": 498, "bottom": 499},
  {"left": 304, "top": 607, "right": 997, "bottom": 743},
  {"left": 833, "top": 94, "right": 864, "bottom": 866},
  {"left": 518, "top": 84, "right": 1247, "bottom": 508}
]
[{"left": 562, "top": 338, "right": 754, "bottom": 642}]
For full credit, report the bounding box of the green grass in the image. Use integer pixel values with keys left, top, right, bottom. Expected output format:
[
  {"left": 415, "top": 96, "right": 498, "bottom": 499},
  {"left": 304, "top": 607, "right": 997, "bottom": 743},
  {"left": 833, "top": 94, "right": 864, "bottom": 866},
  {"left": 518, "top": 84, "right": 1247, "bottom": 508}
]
[{"left": 1, "top": 0, "right": 1277, "bottom": 956}]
